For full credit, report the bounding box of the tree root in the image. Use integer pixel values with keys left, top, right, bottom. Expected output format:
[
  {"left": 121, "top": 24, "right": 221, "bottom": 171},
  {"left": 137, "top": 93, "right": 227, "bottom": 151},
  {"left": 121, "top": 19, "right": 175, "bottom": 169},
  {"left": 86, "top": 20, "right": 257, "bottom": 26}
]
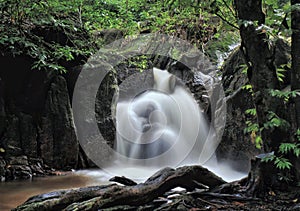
[{"left": 13, "top": 165, "right": 226, "bottom": 211}]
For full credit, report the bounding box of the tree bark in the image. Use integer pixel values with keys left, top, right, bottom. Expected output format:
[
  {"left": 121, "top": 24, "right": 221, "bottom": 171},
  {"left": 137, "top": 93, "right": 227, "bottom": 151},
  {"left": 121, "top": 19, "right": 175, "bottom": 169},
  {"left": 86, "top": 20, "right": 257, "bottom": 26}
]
[
  {"left": 291, "top": 0, "right": 300, "bottom": 182},
  {"left": 234, "top": 0, "right": 284, "bottom": 195},
  {"left": 291, "top": 0, "right": 300, "bottom": 129},
  {"left": 234, "top": 0, "right": 282, "bottom": 152}
]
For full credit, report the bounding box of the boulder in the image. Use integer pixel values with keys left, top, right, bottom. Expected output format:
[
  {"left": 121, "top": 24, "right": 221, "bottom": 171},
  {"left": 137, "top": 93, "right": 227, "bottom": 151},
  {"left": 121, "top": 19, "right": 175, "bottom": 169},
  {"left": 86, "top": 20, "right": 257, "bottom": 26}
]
[
  {"left": 41, "top": 76, "right": 78, "bottom": 169},
  {"left": 0, "top": 157, "right": 6, "bottom": 181}
]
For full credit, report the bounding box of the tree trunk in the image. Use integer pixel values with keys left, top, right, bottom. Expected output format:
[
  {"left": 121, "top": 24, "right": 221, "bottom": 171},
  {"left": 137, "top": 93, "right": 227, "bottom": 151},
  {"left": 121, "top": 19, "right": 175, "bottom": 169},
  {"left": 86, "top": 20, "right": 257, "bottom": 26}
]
[
  {"left": 291, "top": 0, "right": 300, "bottom": 130},
  {"left": 291, "top": 0, "right": 300, "bottom": 182},
  {"left": 234, "top": 0, "right": 283, "bottom": 195},
  {"left": 234, "top": 0, "right": 282, "bottom": 152}
]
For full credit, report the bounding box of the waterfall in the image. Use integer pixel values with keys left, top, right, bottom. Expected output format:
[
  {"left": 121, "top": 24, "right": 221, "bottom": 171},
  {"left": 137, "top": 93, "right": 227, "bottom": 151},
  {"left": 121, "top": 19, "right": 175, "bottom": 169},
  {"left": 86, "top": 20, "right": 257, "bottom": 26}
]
[{"left": 114, "top": 68, "right": 211, "bottom": 169}]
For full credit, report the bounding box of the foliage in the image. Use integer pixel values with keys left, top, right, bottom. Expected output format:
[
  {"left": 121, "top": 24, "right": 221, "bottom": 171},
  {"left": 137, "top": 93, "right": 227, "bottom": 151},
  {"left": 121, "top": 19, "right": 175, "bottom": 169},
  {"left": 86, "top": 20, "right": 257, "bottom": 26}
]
[
  {"left": 262, "top": 129, "right": 300, "bottom": 178},
  {"left": 0, "top": 0, "right": 96, "bottom": 72},
  {"left": 270, "top": 89, "right": 300, "bottom": 102},
  {"left": 0, "top": 0, "right": 228, "bottom": 72},
  {"left": 262, "top": 130, "right": 300, "bottom": 172},
  {"left": 244, "top": 109, "right": 290, "bottom": 149}
]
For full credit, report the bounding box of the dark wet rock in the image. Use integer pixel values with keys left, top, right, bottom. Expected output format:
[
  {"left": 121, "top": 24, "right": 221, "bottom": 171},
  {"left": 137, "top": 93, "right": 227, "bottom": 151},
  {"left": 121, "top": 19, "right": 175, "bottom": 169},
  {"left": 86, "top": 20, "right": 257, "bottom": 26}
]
[
  {"left": 7, "top": 155, "right": 29, "bottom": 165},
  {"left": 0, "top": 77, "right": 5, "bottom": 136},
  {"left": 41, "top": 76, "right": 78, "bottom": 169},
  {"left": 6, "top": 164, "right": 32, "bottom": 180},
  {"left": 19, "top": 113, "right": 38, "bottom": 158},
  {"left": 0, "top": 23, "right": 91, "bottom": 181},
  {"left": 95, "top": 72, "right": 118, "bottom": 149},
  {"left": 0, "top": 157, "right": 6, "bottom": 181},
  {"left": 2, "top": 115, "right": 23, "bottom": 157},
  {"left": 217, "top": 47, "right": 262, "bottom": 172},
  {"left": 28, "top": 158, "right": 48, "bottom": 176},
  {"left": 0, "top": 65, "right": 80, "bottom": 180}
]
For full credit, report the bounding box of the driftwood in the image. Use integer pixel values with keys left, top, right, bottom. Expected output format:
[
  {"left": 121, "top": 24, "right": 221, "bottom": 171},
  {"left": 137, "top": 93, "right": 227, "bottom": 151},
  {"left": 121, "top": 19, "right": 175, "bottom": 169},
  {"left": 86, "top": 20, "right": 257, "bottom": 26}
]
[{"left": 13, "top": 165, "right": 226, "bottom": 211}]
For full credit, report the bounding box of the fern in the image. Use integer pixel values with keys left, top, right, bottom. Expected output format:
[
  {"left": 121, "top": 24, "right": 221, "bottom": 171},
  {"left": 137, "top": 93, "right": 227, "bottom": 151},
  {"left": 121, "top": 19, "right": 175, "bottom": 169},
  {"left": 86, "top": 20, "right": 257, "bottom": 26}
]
[
  {"left": 262, "top": 153, "right": 275, "bottom": 162},
  {"left": 296, "top": 129, "right": 300, "bottom": 141},
  {"left": 294, "top": 148, "right": 300, "bottom": 157},
  {"left": 245, "top": 108, "right": 257, "bottom": 116},
  {"left": 244, "top": 121, "right": 259, "bottom": 133},
  {"left": 274, "top": 157, "right": 292, "bottom": 170},
  {"left": 270, "top": 89, "right": 300, "bottom": 102},
  {"left": 263, "top": 111, "right": 290, "bottom": 129},
  {"left": 276, "top": 67, "right": 286, "bottom": 82},
  {"left": 279, "top": 143, "right": 297, "bottom": 154}
]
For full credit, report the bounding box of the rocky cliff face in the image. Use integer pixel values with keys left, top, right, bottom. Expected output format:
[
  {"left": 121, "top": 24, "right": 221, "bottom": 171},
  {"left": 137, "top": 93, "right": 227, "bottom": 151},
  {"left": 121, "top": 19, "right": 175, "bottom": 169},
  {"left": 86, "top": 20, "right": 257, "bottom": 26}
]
[
  {"left": 0, "top": 28, "right": 129, "bottom": 181},
  {"left": 0, "top": 56, "right": 79, "bottom": 181}
]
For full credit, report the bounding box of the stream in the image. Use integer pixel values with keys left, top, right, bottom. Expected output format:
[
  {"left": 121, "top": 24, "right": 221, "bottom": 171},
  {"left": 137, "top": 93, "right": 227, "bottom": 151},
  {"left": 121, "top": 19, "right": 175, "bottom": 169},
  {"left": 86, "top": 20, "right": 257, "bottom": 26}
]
[{"left": 0, "top": 170, "right": 112, "bottom": 211}]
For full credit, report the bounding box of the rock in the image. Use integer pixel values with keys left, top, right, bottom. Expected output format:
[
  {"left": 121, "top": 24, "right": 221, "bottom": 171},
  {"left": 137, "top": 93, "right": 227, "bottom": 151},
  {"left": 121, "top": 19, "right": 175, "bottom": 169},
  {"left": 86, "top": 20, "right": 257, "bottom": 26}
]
[
  {"left": 95, "top": 71, "right": 118, "bottom": 149},
  {"left": 217, "top": 47, "right": 261, "bottom": 172},
  {"left": 0, "top": 23, "right": 90, "bottom": 180},
  {"left": 19, "top": 113, "right": 38, "bottom": 158},
  {"left": 7, "top": 155, "right": 29, "bottom": 165},
  {"left": 29, "top": 158, "right": 47, "bottom": 176},
  {"left": 0, "top": 66, "right": 80, "bottom": 180},
  {"left": 0, "top": 77, "right": 5, "bottom": 136},
  {"left": 6, "top": 164, "right": 32, "bottom": 180},
  {"left": 2, "top": 115, "right": 23, "bottom": 157},
  {"left": 41, "top": 76, "right": 78, "bottom": 169},
  {"left": 0, "top": 157, "right": 6, "bottom": 181}
]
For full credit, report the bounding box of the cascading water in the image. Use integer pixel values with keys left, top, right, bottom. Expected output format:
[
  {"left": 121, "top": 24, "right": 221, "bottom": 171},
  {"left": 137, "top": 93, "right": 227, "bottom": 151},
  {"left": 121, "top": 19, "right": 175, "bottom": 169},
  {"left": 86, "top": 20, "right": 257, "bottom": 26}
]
[
  {"left": 72, "top": 34, "right": 249, "bottom": 183},
  {"left": 114, "top": 68, "right": 212, "bottom": 170}
]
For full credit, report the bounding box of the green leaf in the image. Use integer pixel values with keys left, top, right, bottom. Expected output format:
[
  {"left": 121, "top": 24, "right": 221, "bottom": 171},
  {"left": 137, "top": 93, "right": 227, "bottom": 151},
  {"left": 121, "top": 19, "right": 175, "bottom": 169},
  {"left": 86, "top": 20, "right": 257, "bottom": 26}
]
[
  {"left": 296, "top": 129, "right": 300, "bottom": 141},
  {"left": 279, "top": 143, "right": 296, "bottom": 154},
  {"left": 245, "top": 108, "right": 257, "bottom": 116},
  {"left": 274, "top": 157, "right": 292, "bottom": 170},
  {"left": 255, "top": 135, "right": 263, "bottom": 149},
  {"left": 294, "top": 148, "right": 300, "bottom": 157},
  {"left": 262, "top": 154, "right": 275, "bottom": 162},
  {"left": 242, "top": 84, "right": 253, "bottom": 92}
]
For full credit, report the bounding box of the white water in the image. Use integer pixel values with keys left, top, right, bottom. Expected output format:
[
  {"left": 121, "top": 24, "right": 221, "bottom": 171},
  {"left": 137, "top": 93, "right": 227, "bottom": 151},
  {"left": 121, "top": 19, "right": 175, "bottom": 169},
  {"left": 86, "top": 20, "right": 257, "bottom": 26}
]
[
  {"left": 116, "top": 68, "right": 208, "bottom": 165},
  {"left": 110, "top": 68, "right": 248, "bottom": 182},
  {"left": 110, "top": 68, "right": 242, "bottom": 181}
]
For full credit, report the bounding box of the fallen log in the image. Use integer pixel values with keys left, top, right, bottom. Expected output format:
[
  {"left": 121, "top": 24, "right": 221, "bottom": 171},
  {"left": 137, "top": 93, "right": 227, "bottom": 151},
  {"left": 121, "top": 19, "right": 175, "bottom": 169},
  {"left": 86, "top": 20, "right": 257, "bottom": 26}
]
[{"left": 13, "top": 165, "right": 226, "bottom": 211}]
